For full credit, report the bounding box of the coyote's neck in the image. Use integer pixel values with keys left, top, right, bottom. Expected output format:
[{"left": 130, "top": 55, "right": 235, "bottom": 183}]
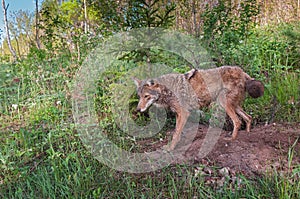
[{"left": 154, "top": 85, "right": 179, "bottom": 112}]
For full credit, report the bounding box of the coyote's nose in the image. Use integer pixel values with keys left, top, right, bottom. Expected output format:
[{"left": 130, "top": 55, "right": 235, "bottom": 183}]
[{"left": 136, "top": 107, "right": 141, "bottom": 112}]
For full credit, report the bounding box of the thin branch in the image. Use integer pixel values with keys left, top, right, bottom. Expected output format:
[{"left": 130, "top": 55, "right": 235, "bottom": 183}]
[{"left": 2, "top": 0, "right": 18, "bottom": 61}]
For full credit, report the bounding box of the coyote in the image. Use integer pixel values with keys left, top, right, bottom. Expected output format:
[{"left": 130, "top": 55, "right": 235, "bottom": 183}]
[{"left": 133, "top": 66, "right": 264, "bottom": 151}]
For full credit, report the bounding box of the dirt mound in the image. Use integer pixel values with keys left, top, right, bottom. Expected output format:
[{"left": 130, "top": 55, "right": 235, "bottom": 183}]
[
  {"left": 191, "top": 123, "right": 300, "bottom": 176},
  {"left": 138, "top": 123, "right": 300, "bottom": 176}
]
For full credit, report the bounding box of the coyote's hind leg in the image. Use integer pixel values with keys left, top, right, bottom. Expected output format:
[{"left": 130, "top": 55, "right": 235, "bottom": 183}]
[{"left": 236, "top": 106, "right": 252, "bottom": 133}]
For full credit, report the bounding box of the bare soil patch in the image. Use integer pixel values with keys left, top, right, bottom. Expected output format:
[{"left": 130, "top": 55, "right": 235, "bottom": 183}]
[
  {"left": 138, "top": 123, "right": 300, "bottom": 177},
  {"left": 193, "top": 123, "right": 299, "bottom": 176}
]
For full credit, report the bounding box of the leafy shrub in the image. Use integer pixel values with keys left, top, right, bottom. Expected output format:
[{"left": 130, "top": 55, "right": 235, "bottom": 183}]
[{"left": 201, "top": 0, "right": 259, "bottom": 65}]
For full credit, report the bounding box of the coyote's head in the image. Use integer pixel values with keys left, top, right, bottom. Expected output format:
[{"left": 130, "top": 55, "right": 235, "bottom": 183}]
[{"left": 133, "top": 77, "right": 161, "bottom": 112}]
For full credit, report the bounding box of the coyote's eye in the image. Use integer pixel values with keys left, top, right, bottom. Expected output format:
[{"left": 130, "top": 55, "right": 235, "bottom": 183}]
[{"left": 144, "top": 94, "right": 150, "bottom": 99}]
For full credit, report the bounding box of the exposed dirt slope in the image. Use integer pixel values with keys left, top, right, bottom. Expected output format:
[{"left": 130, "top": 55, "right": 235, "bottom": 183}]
[{"left": 139, "top": 123, "right": 300, "bottom": 177}]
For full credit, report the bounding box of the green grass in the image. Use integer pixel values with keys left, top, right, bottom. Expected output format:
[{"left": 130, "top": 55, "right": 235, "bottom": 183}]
[{"left": 1, "top": 141, "right": 299, "bottom": 199}]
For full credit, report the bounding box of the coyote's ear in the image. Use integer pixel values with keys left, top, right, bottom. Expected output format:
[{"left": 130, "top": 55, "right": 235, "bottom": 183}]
[
  {"left": 184, "top": 69, "right": 197, "bottom": 80},
  {"left": 132, "top": 77, "right": 141, "bottom": 87}
]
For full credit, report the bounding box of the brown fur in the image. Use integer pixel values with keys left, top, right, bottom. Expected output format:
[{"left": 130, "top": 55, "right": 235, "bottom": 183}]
[{"left": 133, "top": 66, "right": 264, "bottom": 151}]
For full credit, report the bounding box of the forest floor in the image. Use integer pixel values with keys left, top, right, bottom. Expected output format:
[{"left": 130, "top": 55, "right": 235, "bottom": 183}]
[{"left": 138, "top": 122, "right": 300, "bottom": 178}]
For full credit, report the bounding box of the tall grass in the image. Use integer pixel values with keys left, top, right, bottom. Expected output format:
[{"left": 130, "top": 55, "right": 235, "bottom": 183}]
[{"left": 1, "top": 146, "right": 299, "bottom": 198}]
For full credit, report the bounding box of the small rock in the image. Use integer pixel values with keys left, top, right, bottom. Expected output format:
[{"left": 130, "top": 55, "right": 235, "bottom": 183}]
[
  {"left": 203, "top": 167, "right": 213, "bottom": 175},
  {"left": 219, "top": 167, "right": 230, "bottom": 177},
  {"left": 11, "top": 104, "right": 18, "bottom": 110}
]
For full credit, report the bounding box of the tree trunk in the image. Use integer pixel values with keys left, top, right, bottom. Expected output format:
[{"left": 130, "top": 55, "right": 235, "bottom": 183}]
[
  {"left": 2, "top": 0, "right": 18, "bottom": 61},
  {"left": 298, "top": 0, "right": 300, "bottom": 19},
  {"left": 15, "top": 37, "right": 21, "bottom": 58},
  {"left": 84, "top": 0, "right": 88, "bottom": 34},
  {"left": 192, "top": 0, "right": 199, "bottom": 37},
  {"left": 35, "top": 0, "right": 41, "bottom": 49}
]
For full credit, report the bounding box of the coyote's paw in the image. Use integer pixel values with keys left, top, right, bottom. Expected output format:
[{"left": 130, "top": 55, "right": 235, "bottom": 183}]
[
  {"left": 223, "top": 132, "right": 233, "bottom": 141},
  {"left": 223, "top": 132, "right": 238, "bottom": 141}
]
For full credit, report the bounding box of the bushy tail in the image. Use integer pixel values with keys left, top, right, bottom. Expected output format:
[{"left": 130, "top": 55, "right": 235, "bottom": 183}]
[
  {"left": 245, "top": 79, "right": 264, "bottom": 98},
  {"left": 243, "top": 72, "right": 264, "bottom": 98}
]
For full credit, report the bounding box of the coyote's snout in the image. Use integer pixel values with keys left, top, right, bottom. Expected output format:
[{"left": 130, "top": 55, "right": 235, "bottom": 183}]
[{"left": 133, "top": 66, "right": 264, "bottom": 151}]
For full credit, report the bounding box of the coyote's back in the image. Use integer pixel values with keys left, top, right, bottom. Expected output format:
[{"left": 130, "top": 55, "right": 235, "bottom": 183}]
[{"left": 185, "top": 66, "right": 264, "bottom": 107}]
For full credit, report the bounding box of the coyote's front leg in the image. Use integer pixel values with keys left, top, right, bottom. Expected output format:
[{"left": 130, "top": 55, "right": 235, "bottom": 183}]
[{"left": 164, "top": 108, "right": 190, "bottom": 151}]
